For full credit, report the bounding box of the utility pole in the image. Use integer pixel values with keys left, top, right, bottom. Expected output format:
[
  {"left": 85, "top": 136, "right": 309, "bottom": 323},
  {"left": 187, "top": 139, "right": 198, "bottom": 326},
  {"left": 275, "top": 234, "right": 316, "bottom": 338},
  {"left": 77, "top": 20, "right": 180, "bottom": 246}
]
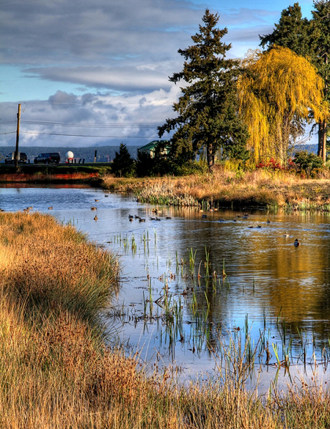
[{"left": 14, "top": 103, "right": 21, "bottom": 171}]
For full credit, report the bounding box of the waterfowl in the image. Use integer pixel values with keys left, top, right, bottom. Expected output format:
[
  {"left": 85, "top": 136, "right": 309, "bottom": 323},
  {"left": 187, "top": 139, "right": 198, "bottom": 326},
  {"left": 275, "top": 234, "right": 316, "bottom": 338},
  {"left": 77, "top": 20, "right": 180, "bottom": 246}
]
[
  {"left": 202, "top": 214, "right": 207, "bottom": 218},
  {"left": 135, "top": 215, "right": 141, "bottom": 219},
  {"left": 128, "top": 214, "right": 133, "bottom": 219},
  {"left": 294, "top": 239, "right": 300, "bottom": 247},
  {"left": 48, "top": 207, "right": 53, "bottom": 210},
  {"left": 129, "top": 218, "right": 133, "bottom": 222},
  {"left": 91, "top": 207, "right": 97, "bottom": 211},
  {"left": 139, "top": 218, "right": 145, "bottom": 222},
  {"left": 156, "top": 217, "right": 161, "bottom": 221},
  {"left": 94, "top": 215, "right": 98, "bottom": 221},
  {"left": 104, "top": 194, "right": 109, "bottom": 197},
  {"left": 95, "top": 199, "right": 99, "bottom": 202},
  {"left": 150, "top": 217, "right": 156, "bottom": 221},
  {"left": 166, "top": 216, "right": 172, "bottom": 219}
]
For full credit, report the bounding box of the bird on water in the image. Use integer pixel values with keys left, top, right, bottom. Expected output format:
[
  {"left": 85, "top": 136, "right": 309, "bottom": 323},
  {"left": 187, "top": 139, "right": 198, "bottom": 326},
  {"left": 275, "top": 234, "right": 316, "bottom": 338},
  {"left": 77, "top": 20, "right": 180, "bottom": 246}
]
[{"left": 294, "top": 239, "right": 300, "bottom": 247}]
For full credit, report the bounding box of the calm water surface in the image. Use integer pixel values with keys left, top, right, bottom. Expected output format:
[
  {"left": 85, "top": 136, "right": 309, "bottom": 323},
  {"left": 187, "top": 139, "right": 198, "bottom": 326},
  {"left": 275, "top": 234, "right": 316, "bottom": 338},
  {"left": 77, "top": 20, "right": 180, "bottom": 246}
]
[{"left": 2, "top": 185, "right": 330, "bottom": 388}]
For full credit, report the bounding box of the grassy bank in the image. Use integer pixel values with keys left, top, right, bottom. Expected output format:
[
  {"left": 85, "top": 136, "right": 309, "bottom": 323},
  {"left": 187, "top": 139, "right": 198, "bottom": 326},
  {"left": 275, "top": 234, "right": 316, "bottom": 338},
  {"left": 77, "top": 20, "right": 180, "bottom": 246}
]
[
  {"left": 0, "top": 163, "right": 112, "bottom": 183},
  {"left": 1, "top": 212, "right": 330, "bottom": 428},
  {"left": 103, "top": 167, "right": 330, "bottom": 211}
]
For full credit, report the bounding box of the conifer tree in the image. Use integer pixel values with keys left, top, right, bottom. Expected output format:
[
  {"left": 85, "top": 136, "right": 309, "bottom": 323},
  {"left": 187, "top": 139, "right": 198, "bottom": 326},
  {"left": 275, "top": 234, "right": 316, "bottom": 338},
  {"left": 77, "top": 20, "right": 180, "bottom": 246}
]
[
  {"left": 158, "top": 9, "right": 248, "bottom": 171},
  {"left": 259, "top": 3, "right": 310, "bottom": 57},
  {"left": 111, "top": 143, "right": 135, "bottom": 177}
]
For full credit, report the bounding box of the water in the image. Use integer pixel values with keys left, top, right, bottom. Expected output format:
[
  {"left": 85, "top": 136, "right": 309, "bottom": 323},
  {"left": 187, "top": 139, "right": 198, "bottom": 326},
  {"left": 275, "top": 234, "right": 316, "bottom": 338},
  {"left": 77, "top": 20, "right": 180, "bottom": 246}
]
[{"left": 2, "top": 185, "right": 330, "bottom": 389}]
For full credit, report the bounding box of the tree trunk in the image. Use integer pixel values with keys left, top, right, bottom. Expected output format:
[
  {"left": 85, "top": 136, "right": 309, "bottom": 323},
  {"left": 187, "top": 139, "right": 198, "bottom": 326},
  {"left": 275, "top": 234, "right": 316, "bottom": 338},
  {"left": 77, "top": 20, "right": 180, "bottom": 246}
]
[
  {"left": 318, "top": 120, "right": 327, "bottom": 163},
  {"left": 206, "top": 144, "right": 215, "bottom": 172}
]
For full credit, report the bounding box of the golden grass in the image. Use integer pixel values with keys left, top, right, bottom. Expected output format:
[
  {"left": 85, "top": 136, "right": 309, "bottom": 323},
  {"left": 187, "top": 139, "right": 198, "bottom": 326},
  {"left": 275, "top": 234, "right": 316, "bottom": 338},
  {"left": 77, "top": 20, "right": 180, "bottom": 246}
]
[
  {"left": 1, "top": 211, "right": 330, "bottom": 428},
  {"left": 103, "top": 167, "right": 330, "bottom": 210}
]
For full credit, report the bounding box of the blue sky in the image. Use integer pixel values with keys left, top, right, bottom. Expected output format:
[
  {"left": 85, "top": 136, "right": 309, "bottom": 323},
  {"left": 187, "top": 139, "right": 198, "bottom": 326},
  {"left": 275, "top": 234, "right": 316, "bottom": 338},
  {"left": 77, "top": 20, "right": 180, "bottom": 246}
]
[{"left": 0, "top": 0, "right": 316, "bottom": 147}]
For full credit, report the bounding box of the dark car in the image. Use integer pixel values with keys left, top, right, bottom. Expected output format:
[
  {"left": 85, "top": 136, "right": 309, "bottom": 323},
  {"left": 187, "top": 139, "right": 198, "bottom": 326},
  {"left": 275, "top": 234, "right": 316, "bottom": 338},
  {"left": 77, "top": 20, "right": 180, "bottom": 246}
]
[
  {"left": 34, "top": 153, "right": 60, "bottom": 164},
  {"left": 5, "top": 152, "right": 27, "bottom": 164}
]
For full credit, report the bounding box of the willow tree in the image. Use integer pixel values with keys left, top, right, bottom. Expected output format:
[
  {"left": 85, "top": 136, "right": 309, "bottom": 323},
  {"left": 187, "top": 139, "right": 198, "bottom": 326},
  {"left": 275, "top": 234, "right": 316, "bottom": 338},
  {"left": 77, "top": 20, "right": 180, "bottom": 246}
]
[
  {"left": 158, "top": 9, "right": 248, "bottom": 171},
  {"left": 238, "top": 46, "right": 328, "bottom": 162},
  {"left": 259, "top": 1, "right": 330, "bottom": 161}
]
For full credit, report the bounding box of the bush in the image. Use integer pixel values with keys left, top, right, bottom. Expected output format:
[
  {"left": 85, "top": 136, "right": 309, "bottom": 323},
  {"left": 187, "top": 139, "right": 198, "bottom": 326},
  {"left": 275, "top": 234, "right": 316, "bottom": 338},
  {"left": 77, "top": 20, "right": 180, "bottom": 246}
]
[
  {"left": 293, "top": 150, "right": 324, "bottom": 177},
  {"left": 175, "top": 160, "right": 208, "bottom": 175},
  {"left": 135, "top": 149, "right": 176, "bottom": 177}
]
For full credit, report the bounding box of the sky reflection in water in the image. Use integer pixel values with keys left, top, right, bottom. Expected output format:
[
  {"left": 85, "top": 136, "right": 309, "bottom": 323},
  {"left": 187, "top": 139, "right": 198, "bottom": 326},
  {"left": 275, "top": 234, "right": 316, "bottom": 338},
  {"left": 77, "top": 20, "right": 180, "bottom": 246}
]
[{"left": 2, "top": 185, "right": 330, "bottom": 389}]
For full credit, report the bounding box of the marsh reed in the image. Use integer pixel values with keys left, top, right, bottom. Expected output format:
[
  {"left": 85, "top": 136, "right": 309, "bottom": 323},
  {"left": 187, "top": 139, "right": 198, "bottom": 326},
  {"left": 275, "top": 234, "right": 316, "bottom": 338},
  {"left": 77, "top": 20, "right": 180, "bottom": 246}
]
[
  {"left": 1, "top": 212, "right": 330, "bottom": 428},
  {"left": 103, "top": 166, "right": 330, "bottom": 210}
]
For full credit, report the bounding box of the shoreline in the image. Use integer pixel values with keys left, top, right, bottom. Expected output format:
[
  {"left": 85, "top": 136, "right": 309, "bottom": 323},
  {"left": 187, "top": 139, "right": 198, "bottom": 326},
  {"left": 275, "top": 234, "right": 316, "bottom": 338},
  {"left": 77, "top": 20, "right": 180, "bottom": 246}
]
[
  {"left": 2, "top": 165, "right": 330, "bottom": 211},
  {"left": 102, "top": 171, "right": 330, "bottom": 212}
]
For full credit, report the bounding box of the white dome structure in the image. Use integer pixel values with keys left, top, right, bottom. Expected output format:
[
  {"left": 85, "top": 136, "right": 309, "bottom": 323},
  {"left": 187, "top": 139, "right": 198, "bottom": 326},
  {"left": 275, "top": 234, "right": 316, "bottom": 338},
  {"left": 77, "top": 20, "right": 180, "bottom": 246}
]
[{"left": 65, "top": 151, "right": 74, "bottom": 159}]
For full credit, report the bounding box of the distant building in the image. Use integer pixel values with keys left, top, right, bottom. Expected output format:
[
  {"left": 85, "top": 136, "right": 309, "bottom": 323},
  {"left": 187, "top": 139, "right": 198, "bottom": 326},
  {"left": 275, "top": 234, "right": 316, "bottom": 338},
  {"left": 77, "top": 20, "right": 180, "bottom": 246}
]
[{"left": 137, "top": 140, "right": 170, "bottom": 159}]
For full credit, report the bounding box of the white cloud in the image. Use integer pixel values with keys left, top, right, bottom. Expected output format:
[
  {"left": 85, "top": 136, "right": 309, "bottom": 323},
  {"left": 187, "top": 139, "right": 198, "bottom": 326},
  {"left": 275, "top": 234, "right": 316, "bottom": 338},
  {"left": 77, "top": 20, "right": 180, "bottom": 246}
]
[{"left": 0, "top": 87, "right": 181, "bottom": 147}]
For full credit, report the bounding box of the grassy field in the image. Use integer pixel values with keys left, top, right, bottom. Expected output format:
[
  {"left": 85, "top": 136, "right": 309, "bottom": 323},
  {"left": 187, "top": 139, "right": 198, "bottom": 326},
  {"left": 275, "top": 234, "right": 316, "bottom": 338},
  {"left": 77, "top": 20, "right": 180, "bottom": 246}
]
[
  {"left": 103, "top": 167, "right": 330, "bottom": 211},
  {"left": 1, "top": 211, "right": 330, "bottom": 428}
]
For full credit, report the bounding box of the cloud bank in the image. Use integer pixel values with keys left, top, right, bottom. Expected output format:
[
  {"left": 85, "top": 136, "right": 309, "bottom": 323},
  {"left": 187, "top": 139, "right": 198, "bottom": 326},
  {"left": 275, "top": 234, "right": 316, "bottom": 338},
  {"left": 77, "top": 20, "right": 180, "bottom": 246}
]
[{"left": 0, "top": 0, "right": 299, "bottom": 147}]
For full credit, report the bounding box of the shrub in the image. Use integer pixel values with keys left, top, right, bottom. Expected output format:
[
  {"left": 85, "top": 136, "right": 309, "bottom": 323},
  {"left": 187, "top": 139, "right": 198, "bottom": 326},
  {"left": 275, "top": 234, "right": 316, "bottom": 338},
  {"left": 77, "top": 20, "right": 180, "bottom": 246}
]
[
  {"left": 293, "top": 150, "right": 324, "bottom": 177},
  {"left": 175, "top": 160, "right": 208, "bottom": 176}
]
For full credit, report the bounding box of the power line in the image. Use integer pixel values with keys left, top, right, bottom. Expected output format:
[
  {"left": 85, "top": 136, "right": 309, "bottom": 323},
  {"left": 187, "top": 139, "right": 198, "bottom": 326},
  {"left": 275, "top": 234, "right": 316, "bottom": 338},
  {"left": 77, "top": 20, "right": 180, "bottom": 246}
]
[
  {"left": 21, "top": 131, "right": 158, "bottom": 138},
  {"left": 0, "top": 131, "right": 16, "bottom": 135},
  {"left": 20, "top": 120, "right": 160, "bottom": 128}
]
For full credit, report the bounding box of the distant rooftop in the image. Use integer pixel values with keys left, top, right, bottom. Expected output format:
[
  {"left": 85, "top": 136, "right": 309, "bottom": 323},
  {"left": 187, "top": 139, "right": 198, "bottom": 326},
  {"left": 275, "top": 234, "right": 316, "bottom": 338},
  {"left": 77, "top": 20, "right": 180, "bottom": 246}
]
[{"left": 138, "top": 140, "right": 169, "bottom": 151}]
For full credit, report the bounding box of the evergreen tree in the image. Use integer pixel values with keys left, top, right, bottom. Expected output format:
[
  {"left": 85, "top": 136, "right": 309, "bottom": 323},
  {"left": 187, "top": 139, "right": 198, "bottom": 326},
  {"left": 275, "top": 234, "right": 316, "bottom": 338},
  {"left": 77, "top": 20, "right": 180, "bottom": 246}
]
[
  {"left": 158, "top": 9, "right": 248, "bottom": 171},
  {"left": 259, "top": 3, "right": 311, "bottom": 57},
  {"left": 111, "top": 143, "right": 135, "bottom": 177}
]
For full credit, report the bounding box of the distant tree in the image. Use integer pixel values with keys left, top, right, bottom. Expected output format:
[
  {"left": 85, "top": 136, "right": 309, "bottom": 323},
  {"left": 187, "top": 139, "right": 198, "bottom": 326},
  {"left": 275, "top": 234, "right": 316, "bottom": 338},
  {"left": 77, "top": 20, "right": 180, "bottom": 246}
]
[
  {"left": 158, "top": 9, "right": 249, "bottom": 171},
  {"left": 111, "top": 143, "right": 135, "bottom": 177},
  {"left": 238, "top": 47, "right": 327, "bottom": 162}
]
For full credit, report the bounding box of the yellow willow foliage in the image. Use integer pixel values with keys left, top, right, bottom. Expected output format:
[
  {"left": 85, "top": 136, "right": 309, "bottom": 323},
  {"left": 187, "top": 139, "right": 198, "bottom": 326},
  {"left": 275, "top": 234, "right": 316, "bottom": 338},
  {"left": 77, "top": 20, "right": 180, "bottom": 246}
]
[{"left": 238, "top": 46, "right": 329, "bottom": 162}]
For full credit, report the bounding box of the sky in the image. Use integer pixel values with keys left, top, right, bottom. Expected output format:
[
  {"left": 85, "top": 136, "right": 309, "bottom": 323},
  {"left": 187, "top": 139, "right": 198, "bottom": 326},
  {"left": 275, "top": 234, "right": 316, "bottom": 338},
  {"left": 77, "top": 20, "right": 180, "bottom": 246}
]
[{"left": 0, "top": 0, "right": 315, "bottom": 148}]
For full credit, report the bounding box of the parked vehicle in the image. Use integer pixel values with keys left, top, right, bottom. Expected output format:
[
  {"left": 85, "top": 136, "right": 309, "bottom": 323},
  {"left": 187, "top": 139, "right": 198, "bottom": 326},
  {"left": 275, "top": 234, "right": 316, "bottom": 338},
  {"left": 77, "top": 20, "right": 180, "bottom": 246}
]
[
  {"left": 34, "top": 153, "right": 60, "bottom": 164},
  {"left": 5, "top": 152, "right": 27, "bottom": 164}
]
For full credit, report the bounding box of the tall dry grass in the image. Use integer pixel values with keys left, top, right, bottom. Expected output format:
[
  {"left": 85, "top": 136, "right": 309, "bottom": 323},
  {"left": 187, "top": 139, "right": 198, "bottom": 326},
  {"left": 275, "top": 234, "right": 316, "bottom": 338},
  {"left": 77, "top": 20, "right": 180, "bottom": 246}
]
[
  {"left": 1, "top": 212, "right": 330, "bottom": 428},
  {"left": 103, "top": 167, "right": 330, "bottom": 210}
]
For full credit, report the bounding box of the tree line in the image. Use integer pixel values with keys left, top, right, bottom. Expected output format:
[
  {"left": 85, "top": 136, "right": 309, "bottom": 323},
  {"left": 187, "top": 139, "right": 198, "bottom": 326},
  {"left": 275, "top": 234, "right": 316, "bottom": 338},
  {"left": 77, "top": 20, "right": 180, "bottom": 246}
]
[{"left": 115, "top": 3, "right": 330, "bottom": 174}]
